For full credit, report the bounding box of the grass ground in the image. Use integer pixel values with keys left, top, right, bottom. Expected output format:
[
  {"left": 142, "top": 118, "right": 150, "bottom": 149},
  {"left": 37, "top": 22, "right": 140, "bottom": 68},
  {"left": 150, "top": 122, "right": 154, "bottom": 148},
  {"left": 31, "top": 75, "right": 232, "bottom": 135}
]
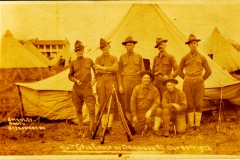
[{"left": 1, "top": 107, "right": 240, "bottom": 156}]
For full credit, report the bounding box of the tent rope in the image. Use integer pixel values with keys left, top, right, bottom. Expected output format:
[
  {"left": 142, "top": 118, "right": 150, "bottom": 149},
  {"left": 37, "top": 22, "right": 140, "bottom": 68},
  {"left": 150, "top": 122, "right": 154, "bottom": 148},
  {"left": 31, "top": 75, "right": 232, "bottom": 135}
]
[{"left": 154, "top": 5, "right": 187, "bottom": 54}]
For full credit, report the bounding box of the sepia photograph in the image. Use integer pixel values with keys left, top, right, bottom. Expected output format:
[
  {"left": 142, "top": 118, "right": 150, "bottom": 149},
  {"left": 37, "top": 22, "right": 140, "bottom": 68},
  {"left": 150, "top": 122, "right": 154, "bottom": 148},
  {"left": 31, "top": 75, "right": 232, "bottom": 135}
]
[{"left": 1, "top": 1, "right": 240, "bottom": 159}]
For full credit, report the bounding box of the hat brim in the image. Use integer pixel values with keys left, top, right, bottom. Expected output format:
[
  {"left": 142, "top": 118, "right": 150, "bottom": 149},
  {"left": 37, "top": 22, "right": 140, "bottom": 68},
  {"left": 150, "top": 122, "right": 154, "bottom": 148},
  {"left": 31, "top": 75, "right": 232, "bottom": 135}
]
[
  {"left": 139, "top": 70, "right": 155, "bottom": 81},
  {"left": 154, "top": 40, "right": 168, "bottom": 48},
  {"left": 162, "top": 79, "right": 178, "bottom": 86},
  {"left": 122, "top": 41, "right": 138, "bottom": 45},
  {"left": 185, "top": 39, "right": 201, "bottom": 44}
]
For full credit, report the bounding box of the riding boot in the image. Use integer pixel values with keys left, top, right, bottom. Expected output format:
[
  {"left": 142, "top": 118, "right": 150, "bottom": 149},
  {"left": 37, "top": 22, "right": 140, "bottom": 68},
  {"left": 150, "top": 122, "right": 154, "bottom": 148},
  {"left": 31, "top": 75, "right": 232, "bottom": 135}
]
[
  {"left": 107, "top": 114, "right": 116, "bottom": 135},
  {"left": 126, "top": 112, "right": 132, "bottom": 124},
  {"left": 195, "top": 112, "right": 202, "bottom": 132},
  {"left": 152, "top": 117, "right": 162, "bottom": 136},
  {"left": 187, "top": 112, "right": 195, "bottom": 132}
]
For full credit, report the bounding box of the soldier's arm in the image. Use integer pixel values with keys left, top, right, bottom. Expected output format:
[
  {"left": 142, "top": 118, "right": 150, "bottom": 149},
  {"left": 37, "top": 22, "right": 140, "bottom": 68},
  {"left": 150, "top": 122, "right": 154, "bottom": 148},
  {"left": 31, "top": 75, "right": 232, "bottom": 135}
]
[
  {"left": 162, "top": 92, "right": 177, "bottom": 112},
  {"left": 202, "top": 57, "right": 212, "bottom": 81},
  {"left": 68, "top": 62, "right": 78, "bottom": 83},
  {"left": 178, "top": 91, "right": 187, "bottom": 111},
  {"left": 149, "top": 88, "right": 161, "bottom": 111},
  {"left": 130, "top": 87, "right": 138, "bottom": 117},
  {"left": 139, "top": 56, "right": 145, "bottom": 72},
  {"left": 171, "top": 55, "right": 178, "bottom": 72},
  {"left": 118, "top": 56, "right": 123, "bottom": 86},
  {"left": 91, "top": 59, "right": 97, "bottom": 82},
  {"left": 172, "top": 57, "right": 185, "bottom": 79},
  {"left": 104, "top": 56, "right": 118, "bottom": 73}
]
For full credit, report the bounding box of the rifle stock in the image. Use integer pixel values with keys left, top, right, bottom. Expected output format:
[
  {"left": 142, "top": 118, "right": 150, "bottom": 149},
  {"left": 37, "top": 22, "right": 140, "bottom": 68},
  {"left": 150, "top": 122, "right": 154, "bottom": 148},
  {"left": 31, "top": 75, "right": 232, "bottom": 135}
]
[
  {"left": 112, "top": 86, "right": 136, "bottom": 141},
  {"left": 100, "top": 93, "right": 112, "bottom": 144},
  {"left": 92, "top": 90, "right": 111, "bottom": 139}
]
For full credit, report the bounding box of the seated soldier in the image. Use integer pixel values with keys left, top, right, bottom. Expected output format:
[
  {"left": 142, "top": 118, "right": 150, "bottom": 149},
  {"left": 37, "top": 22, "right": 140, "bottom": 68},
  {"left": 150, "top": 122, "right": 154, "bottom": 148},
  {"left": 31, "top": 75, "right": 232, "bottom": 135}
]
[
  {"left": 162, "top": 78, "right": 187, "bottom": 137},
  {"left": 130, "top": 70, "right": 162, "bottom": 136}
]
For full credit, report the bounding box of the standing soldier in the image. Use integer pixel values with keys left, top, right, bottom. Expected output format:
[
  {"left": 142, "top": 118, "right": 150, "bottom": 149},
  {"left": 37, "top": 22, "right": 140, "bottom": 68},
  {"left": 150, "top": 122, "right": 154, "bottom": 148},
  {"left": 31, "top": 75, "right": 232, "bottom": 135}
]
[
  {"left": 68, "top": 40, "right": 96, "bottom": 138},
  {"left": 161, "top": 78, "right": 187, "bottom": 137},
  {"left": 172, "top": 34, "right": 212, "bottom": 132},
  {"left": 152, "top": 38, "right": 178, "bottom": 100},
  {"left": 118, "top": 36, "right": 145, "bottom": 123},
  {"left": 94, "top": 38, "right": 118, "bottom": 135}
]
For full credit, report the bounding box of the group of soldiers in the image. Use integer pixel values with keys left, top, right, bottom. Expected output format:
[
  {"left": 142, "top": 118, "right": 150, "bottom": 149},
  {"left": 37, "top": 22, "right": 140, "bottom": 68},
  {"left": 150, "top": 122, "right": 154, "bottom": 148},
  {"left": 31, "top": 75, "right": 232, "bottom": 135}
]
[{"left": 68, "top": 34, "right": 212, "bottom": 138}]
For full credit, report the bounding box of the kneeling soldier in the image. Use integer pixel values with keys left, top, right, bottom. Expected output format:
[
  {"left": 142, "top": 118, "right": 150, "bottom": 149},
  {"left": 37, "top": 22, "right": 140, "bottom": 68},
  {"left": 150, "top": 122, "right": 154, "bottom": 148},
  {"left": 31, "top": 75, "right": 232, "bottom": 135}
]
[
  {"left": 130, "top": 71, "right": 162, "bottom": 136},
  {"left": 162, "top": 78, "right": 187, "bottom": 137}
]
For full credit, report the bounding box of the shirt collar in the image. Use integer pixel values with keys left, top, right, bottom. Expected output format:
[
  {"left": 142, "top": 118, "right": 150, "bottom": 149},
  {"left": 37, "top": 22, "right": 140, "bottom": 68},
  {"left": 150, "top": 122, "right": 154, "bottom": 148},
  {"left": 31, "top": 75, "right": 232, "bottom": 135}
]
[
  {"left": 103, "top": 53, "right": 110, "bottom": 58},
  {"left": 127, "top": 51, "right": 134, "bottom": 56},
  {"left": 158, "top": 51, "right": 167, "bottom": 57},
  {"left": 77, "top": 56, "right": 84, "bottom": 59},
  {"left": 141, "top": 83, "right": 153, "bottom": 89},
  {"left": 168, "top": 88, "right": 177, "bottom": 94},
  {"left": 190, "top": 50, "right": 199, "bottom": 57}
]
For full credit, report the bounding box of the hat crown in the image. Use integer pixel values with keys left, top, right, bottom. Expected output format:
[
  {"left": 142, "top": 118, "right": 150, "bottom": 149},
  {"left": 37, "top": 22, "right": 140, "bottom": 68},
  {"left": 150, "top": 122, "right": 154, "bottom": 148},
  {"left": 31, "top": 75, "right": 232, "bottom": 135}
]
[
  {"left": 188, "top": 34, "right": 197, "bottom": 41},
  {"left": 74, "top": 40, "right": 84, "bottom": 50},
  {"left": 154, "top": 38, "right": 167, "bottom": 48},
  {"left": 125, "top": 36, "right": 134, "bottom": 42},
  {"left": 100, "top": 38, "right": 109, "bottom": 48},
  {"left": 156, "top": 38, "right": 166, "bottom": 44}
]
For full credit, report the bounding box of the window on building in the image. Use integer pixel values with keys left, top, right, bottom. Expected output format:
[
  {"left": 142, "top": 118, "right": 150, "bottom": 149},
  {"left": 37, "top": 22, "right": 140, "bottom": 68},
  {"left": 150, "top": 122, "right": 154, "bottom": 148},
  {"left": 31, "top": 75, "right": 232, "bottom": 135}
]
[
  {"left": 39, "top": 45, "right": 44, "bottom": 49},
  {"left": 58, "top": 45, "right": 63, "bottom": 49},
  {"left": 46, "top": 45, "right": 50, "bottom": 49},
  {"left": 52, "top": 52, "right": 57, "bottom": 55},
  {"left": 46, "top": 52, "right": 51, "bottom": 58},
  {"left": 52, "top": 45, "right": 57, "bottom": 49},
  {"left": 208, "top": 54, "right": 213, "bottom": 60}
]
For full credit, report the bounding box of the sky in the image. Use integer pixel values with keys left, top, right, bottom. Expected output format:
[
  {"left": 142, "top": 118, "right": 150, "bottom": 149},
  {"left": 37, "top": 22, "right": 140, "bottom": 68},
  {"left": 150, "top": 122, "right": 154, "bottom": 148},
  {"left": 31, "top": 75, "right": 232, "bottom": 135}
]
[{"left": 1, "top": 1, "right": 240, "bottom": 51}]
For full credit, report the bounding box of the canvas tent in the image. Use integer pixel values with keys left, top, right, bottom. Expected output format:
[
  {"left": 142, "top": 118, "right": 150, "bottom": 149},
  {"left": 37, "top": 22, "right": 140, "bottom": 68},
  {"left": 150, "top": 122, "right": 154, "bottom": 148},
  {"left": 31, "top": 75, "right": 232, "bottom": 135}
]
[
  {"left": 15, "top": 4, "right": 240, "bottom": 122},
  {"left": 50, "top": 47, "right": 76, "bottom": 66},
  {"left": 0, "top": 29, "right": 51, "bottom": 84},
  {"left": 202, "top": 27, "right": 240, "bottom": 72},
  {"left": 86, "top": 4, "right": 240, "bottom": 105},
  {"left": 15, "top": 69, "right": 96, "bottom": 122},
  {"left": 24, "top": 40, "right": 52, "bottom": 67}
]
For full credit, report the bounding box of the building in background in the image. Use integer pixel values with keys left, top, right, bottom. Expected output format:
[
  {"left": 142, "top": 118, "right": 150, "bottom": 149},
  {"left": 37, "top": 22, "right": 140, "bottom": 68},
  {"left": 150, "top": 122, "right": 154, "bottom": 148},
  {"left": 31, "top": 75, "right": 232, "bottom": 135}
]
[{"left": 31, "top": 38, "right": 70, "bottom": 60}]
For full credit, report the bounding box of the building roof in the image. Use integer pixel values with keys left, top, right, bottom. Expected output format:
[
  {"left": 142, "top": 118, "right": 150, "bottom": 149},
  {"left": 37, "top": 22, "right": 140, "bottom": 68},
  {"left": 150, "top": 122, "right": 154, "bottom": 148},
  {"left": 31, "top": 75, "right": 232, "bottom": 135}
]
[{"left": 33, "top": 39, "right": 69, "bottom": 45}]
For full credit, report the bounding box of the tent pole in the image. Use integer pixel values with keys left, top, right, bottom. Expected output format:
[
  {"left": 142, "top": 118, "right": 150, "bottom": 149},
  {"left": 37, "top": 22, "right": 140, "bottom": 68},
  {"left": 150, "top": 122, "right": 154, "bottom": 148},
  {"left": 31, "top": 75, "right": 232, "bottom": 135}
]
[
  {"left": 217, "top": 87, "right": 223, "bottom": 133},
  {"left": 16, "top": 85, "right": 24, "bottom": 118}
]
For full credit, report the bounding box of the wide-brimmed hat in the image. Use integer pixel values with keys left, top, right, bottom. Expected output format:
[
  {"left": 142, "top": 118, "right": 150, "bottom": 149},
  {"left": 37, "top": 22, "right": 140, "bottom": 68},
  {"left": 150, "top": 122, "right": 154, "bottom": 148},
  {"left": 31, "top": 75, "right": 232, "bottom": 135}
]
[
  {"left": 100, "top": 38, "right": 111, "bottom": 49},
  {"left": 154, "top": 38, "right": 168, "bottom": 48},
  {"left": 122, "top": 36, "right": 138, "bottom": 45},
  {"left": 74, "top": 40, "right": 85, "bottom": 51},
  {"left": 185, "top": 34, "right": 201, "bottom": 44},
  {"left": 139, "top": 70, "right": 155, "bottom": 81},
  {"left": 162, "top": 78, "right": 178, "bottom": 86}
]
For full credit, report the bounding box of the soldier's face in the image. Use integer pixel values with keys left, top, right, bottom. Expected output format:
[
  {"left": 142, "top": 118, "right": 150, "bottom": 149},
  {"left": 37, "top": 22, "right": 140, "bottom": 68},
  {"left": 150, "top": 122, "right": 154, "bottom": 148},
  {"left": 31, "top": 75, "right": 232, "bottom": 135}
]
[
  {"left": 188, "top": 41, "right": 198, "bottom": 52},
  {"left": 101, "top": 45, "right": 110, "bottom": 55},
  {"left": 76, "top": 48, "right": 84, "bottom": 58},
  {"left": 125, "top": 43, "right": 135, "bottom": 53},
  {"left": 142, "top": 74, "right": 151, "bottom": 85},
  {"left": 158, "top": 42, "right": 166, "bottom": 52},
  {"left": 166, "top": 82, "right": 175, "bottom": 92}
]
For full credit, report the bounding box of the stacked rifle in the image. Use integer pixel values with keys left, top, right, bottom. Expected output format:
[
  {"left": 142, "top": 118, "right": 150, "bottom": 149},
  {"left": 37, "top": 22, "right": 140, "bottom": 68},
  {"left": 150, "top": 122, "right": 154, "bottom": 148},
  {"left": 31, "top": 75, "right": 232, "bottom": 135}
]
[{"left": 92, "top": 85, "right": 136, "bottom": 144}]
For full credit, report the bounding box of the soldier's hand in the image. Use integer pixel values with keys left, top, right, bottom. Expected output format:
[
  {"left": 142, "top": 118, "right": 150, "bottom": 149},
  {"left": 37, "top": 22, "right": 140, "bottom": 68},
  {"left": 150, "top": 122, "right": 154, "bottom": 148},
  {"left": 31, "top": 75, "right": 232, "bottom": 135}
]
[
  {"left": 90, "top": 79, "right": 96, "bottom": 86},
  {"left": 132, "top": 116, "right": 138, "bottom": 126},
  {"left": 163, "top": 75, "right": 169, "bottom": 80},
  {"left": 119, "top": 85, "right": 124, "bottom": 94},
  {"left": 145, "top": 110, "right": 152, "bottom": 119},
  {"left": 172, "top": 103, "right": 181, "bottom": 111},
  {"left": 76, "top": 80, "right": 82, "bottom": 86}
]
